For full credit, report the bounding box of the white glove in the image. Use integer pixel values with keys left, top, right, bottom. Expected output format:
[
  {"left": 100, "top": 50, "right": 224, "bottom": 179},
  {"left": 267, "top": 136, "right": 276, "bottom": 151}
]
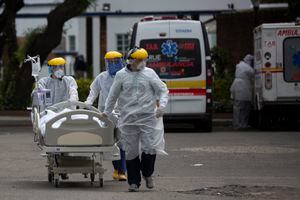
[
  {"left": 84, "top": 100, "right": 92, "bottom": 106},
  {"left": 155, "top": 107, "right": 165, "bottom": 118}
]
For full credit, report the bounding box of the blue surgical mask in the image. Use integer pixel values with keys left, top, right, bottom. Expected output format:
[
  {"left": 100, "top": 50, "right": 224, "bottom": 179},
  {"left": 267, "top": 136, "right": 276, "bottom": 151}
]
[{"left": 107, "top": 60, "right": 124, "bottom": 76}]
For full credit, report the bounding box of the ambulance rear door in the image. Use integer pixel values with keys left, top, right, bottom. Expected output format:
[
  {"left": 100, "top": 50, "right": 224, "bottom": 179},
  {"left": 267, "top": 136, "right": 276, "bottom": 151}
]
[{"left": 276, "top": 26, "right": 300, "bottom": 99}]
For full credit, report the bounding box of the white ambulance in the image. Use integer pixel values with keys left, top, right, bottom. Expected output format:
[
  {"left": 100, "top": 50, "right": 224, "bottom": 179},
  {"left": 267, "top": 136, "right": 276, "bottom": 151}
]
[
  {"left": 130, "top": 16, "right": 213, "bottom": 131},
  {"left": 253, "top": 22, "right": 300, "bottom": 128}
]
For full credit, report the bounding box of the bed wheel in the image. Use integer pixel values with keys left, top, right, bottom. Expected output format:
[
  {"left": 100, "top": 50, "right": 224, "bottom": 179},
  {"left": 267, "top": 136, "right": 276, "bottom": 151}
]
[
  {"left": 48, "top": 173, "right": 53, "bottom": 183},
  {"left": 54, "top": 179, "right": 59, "bottom": 188},
  {"left": 90, "top": 173, "right": 95, "bottom": 183},
  {"left": 99, "top": 178, "right": 103, "bottom": 188}
]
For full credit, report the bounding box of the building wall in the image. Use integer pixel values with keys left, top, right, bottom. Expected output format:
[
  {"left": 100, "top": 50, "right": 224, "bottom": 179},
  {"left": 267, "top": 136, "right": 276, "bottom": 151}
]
[
  {"left": 107, "top": 16, "right": 141, "bottom": 52},
  {"left": 88, "top": 0, "right": 251, "bottom": 12},
  {"left": 16, "top": 0, "right": 253, "bottom": 77}
]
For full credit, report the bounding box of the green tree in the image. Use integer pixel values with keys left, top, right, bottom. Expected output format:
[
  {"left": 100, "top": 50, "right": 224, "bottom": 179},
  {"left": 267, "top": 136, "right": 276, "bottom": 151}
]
[{"left": 0, "top": 0, "right": 93, "bottom": 110}]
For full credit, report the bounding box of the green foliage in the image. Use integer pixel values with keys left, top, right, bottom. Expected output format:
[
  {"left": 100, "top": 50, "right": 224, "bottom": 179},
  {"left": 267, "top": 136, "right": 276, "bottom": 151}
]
[
  {"left": 87, "top": 65, "right": 93, "bottom": 79},
  {"left": 76, "top": 78, "right": 92, "bottom": 102},
  {"left": 0, "top": 76, "right": 31, "bottom": 110},
  {"left": 0, "top": 78, "right": 95, "bottom": 110},
  {"left": 1, "top": 0, "right": 95, "bottom": 110},
  {"left": 213, "top": 75, "right": 233, "bottom": 113},
  {"left": 211, "top": 46, "right": 232, "bottom": 78},
  {"left": 15, "top": 26, "right": 45, "bottom": 63},
  {"left": 211, "top": 47, "right": 234, "bottom": 112}
]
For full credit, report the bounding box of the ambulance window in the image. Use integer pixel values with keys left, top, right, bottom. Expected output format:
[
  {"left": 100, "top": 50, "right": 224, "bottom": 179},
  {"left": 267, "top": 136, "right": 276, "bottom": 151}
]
[
  {"left": 283, "top": 37, "right": 300, "bottom": 82},
  {"left": 140, "top": 39, "right": 201, "bottom": 79}
]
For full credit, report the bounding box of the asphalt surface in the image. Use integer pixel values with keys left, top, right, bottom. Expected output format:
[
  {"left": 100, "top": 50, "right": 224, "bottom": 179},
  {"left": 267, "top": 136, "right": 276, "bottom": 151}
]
[{"left": 0, "top": 126, "right": 299, "bottom": 200}]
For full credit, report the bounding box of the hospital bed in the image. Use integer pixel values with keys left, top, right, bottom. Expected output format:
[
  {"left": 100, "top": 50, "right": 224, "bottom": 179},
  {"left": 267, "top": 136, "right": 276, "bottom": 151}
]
[{"left": 31, "top": 100, "right": 119, "bottom": 188}]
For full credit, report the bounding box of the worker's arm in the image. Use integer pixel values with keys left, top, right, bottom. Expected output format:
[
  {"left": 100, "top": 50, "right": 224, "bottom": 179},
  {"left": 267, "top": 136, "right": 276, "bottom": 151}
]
[
  {"left": 149, "top": 69, "right": 169, "bottom": 109},
  {"left": 36, "top": 77, "right": 47, "bottom": 89},
  {"left": 85, "top": 77, "right": 101, "bottom": 105},
  {"left": 68, "top": 76, "right": 79, "bottom": 101},
  {"left": 103, "top": 73, "right": 122, "bottom": 116}
]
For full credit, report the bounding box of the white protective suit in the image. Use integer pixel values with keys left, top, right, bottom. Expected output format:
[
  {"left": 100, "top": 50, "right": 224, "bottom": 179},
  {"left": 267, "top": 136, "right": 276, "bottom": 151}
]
[
  {"left": 230, "top": 55, "right": 254, "bottom": 129},
  {"left": 37, "top": 76, "right": 79, "bottom": 107},
  {"left": 104, "top": 67, "right": 169, "bottom": 160},
  {"left": 85, "top": 71, "right": 114, "bottom": 112},
  {"left": 230, "top": 57, "right": 255, "bottom": 101}
]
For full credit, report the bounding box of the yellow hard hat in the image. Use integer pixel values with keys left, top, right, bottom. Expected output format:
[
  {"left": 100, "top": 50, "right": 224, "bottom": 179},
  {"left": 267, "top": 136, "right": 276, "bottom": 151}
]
[
  {"left": 48, "top": 57, "right": 66, "bottom": 66},
  {"left": 104, "top": 51, "right": 123, "bottom": 59},
  {"left": 128, "top": 48, "right": 148, "bottom": 60}
]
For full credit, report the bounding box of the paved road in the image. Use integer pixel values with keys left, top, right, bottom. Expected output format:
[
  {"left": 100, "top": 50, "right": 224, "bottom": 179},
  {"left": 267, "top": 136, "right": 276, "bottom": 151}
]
[{"left": 0, "top": 126, "right": 299, "bottom": 200}]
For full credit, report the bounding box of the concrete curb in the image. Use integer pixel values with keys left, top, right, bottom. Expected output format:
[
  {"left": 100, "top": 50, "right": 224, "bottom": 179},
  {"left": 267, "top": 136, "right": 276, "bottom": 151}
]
[
  {"left": 0, "top": 116, "right": 32, "bottom": 126},
  {"left": 0, "top": 116, "right": 232, "bottom": 127}
]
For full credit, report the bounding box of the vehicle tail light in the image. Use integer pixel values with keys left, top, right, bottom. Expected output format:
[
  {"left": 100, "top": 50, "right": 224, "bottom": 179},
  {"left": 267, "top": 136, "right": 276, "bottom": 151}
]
[
  {"left": 206, "top": 89, "right": 212, "bottom": 104},
  {"left": 265, "top": 72, "right": 272, "bottom": 89},
  {"left": 265, "top": 62, "right": 271, "bottom": 68},
  {"left": 206, "top": 67, "right": 213, "bottom": 104}
]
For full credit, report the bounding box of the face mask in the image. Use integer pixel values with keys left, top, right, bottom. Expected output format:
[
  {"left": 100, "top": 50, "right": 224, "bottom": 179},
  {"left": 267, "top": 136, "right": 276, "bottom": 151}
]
[
  {"left": 107, "top": 60, "right": 123, "bottom": 76},
  {"left": 54, "top": 69, "right": 64, "bottom": 79},
  {"left": 136, "top": 61, "right": 146, "bottom": 70}
]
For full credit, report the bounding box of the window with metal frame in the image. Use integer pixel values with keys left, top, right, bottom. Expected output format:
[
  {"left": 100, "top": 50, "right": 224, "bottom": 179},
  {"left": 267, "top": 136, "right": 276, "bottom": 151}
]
[
  {"left": 68, "top": 35, "right": 76, "bottom": 51},
  {"left": 116, "top": 33, "right": 130, "bottom": 55}
]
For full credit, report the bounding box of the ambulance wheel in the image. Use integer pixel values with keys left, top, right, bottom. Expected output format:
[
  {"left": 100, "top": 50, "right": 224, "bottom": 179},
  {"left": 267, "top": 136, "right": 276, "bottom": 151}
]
[
  {"left": 258, "top": 110, "right": 265, "bottom": 130},
  {"left": 258, "top": 109, "right": 272, "bottom": 130},
  {"left": 204, "top": 119, "right": 212, "bottom": 132}
]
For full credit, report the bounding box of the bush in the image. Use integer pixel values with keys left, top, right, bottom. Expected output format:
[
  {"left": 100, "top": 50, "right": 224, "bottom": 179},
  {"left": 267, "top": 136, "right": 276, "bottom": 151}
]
[
  {"left": 213, "top": 75, "right": 233, "bottom": 113},
  {"left": 211, "top": 46, "right": 232, "bottom": 77},
  {"left": 211, "top": 46, "right": 234, "bottom": 113},
  {"left": 76, "top": 78, "right": 93, "bottom": 102}
]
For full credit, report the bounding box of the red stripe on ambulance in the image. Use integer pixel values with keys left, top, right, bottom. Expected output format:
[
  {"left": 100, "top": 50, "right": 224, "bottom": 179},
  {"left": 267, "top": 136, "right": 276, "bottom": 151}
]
[{"left": 169, "top": 89, "right": 206, "bottom": 96}]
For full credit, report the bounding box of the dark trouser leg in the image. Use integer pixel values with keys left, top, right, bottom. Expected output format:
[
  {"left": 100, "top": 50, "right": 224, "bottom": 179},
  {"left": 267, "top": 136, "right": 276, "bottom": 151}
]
[
  {"left": 240, "top": 101, "right": 252, "bottom": 128},
  {"left": 140, "top": 152, "right": 156, "bottom": 178},
  {"left": 120, "top": 149, "right": 127, "bottom": 173},
  {"left": 112, "top": 160, "right": 119, "bottom": 170},
  {"left": 112, "top": 149, "right": 127, "bottom": 173},
  {"left": 126, "top": 156, "right": 141, "bottom": 186}
]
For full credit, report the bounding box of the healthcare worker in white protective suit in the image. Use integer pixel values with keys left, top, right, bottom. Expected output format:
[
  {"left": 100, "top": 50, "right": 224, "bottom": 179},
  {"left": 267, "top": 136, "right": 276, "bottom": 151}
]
[
  {"left": 230, "top": 54, "right": 255, "bottom": 129},
  {"left": 85, "top": 51, "right": 127, "bottom": 182},
  {"left": 36, "top": 57, "right": 79, "bottom": 180},
  {"left": 102, "top": 47, "right": 169, "bottom": 192},
  {"left": 37, "top": 57, "right": 79, "bottom": 108}
]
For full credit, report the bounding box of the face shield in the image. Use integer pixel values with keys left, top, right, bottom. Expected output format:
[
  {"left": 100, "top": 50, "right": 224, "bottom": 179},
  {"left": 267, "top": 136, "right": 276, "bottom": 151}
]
[
  {"left": 48, "top": 65, "right": 65, "bottom": 78},
  {"left": 127, "top": 58, "right": 147, "bottom": 70},
  {"left": 105, "top": 58, "right": 124, "bottom": 76}
]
